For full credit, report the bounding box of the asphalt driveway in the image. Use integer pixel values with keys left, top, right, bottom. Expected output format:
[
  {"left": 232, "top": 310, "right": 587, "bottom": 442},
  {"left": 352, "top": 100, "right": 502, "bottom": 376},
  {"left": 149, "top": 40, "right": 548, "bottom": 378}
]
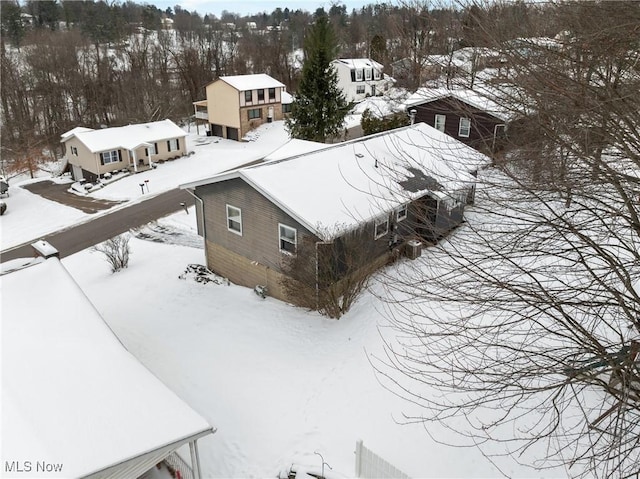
[{"left": 22, "top": 181, "right": 123, "bottom": 213}]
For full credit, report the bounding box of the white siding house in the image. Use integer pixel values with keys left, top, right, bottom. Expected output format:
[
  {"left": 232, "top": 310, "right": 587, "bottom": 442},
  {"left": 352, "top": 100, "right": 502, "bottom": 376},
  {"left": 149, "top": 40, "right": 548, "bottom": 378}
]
[{"left": 331, "top": 58, "right": 391, "bottom": 103}]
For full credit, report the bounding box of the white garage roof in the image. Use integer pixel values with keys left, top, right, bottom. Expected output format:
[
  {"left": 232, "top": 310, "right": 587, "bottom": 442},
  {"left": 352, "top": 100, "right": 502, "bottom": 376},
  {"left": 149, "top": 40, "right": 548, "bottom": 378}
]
[{"left": 1, "top": 258, "right": 214, "bottom": 478}]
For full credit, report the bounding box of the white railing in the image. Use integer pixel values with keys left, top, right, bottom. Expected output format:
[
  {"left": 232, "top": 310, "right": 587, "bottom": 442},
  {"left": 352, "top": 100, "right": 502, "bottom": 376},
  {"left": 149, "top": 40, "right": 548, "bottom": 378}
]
[
  {"left": 194, "top": 111, "right": 208, "bottom": 120},
  {"left": 164, "top": 451, "right": 194, "bottom": 479},
  {"left": 355, "top": 440, "right": 410, "bottom": 479}
]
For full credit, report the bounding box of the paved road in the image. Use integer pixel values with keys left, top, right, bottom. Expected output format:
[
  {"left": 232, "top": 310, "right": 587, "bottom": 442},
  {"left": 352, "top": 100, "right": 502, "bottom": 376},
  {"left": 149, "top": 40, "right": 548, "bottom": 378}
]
[{"left": 0, "top": 188, "right": 194, "bottom": 263}]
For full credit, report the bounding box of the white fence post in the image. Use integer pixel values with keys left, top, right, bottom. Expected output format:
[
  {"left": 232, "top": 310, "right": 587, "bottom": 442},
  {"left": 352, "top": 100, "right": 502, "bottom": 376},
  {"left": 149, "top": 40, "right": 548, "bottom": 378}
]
[{"left": 355, "top": 439, "right": 363, "bottom": 477}]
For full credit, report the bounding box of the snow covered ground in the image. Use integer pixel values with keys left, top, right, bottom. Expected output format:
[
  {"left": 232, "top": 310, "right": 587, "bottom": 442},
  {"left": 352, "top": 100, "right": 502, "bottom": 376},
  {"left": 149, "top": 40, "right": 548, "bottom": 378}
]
[
  {"left": 59, "top": 208, "right": 567, "bottom": 478},
  {"left": 0, "top": 122, "right": 289, "bottom": 250},
  {"left": 3, "top": 111, "right": 569, "bottom": 477}
]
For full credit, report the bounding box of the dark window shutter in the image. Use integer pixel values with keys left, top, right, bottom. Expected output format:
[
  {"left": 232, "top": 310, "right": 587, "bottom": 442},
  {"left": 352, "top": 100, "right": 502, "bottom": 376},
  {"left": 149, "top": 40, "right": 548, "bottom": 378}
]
[
  {"left": 167, "top": 140, "right": 171, "bottom": 151},
  {"left": 145, "top": 148, "right": 148, "bottom": 156},
  {"left": 118, "top": 150, "right": 122, "bottom": 162},
  {"left": 351, "top": 70, "right": 355, "bottom": 82},
  {"left": 100, "top": 153, "right": 105, "bottom": 165},
  {"left": 154, "top": 143, "right": 158, "bottom": 155},
  {"left": 176, "top": 138, "right": 180, "bottom": 150}
]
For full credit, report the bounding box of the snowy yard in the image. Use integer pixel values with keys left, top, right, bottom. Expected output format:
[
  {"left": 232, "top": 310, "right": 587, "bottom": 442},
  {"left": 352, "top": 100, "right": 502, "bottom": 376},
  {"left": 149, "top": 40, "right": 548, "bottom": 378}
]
[
  {"left": 61, "top": 208, "right": 567, "bottom": 478},
  {"left": 3, "top": 109, "right": 570, "bottom": 478}
]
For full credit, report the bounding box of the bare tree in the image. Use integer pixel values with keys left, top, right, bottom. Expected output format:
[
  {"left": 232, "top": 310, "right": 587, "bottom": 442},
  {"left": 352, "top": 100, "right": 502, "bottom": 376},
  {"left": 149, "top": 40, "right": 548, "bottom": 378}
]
[
  {"left": 93, "top": 234, "right": 131, "bottom": 273},
  {"left": 281, "top": 227, "right": 381, "bottom": 319},
  {"left": 374, "top": 2, "right": 640, "bottom": 477}
]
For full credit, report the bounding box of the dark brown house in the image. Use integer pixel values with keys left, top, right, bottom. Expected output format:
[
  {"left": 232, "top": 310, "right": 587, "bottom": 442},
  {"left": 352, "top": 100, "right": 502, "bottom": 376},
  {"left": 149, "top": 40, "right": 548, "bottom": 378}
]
[
  {"left": 404, "top": 88, "right": 512, "bottom": 153},
  {"left": 181, "top": 124, "right": 490, "bottom": 308}
]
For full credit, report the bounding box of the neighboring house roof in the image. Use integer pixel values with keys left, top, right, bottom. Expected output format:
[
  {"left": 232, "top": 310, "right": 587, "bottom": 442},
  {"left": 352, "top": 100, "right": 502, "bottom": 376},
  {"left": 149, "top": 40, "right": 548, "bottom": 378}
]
[
  {"left": 60, "top": 119, "right": 186, "bottom": 153},
  {"left": 219, "top": 73, "right": 285, "bottom": 91},
  {"left": 183, "top": 123, "right": 489, "bottom": 241},
  {"left": 281, "top": 90, "right": 293, "bottom": 105},
  {"left": 2, "top": 257, "right": 214, "bottom": 478},
  {"left": 333, "top": 58, "right": 384, "bottom": 70},
  {"left": 263, "top": 138, "right": 329, "bottom": 162},
  {"left": 403, "top": 87, "right": 514, "bottom": 122}
]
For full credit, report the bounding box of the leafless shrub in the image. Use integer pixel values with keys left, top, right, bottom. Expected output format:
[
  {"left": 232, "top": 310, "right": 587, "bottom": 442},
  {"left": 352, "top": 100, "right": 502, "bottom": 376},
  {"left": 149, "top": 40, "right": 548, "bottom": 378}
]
[
  {"left": 93, "top": 234, "right": 131, "bottom": 273},
  {"left": 281, "top": 228, "right": 380, "bottom": 319}
]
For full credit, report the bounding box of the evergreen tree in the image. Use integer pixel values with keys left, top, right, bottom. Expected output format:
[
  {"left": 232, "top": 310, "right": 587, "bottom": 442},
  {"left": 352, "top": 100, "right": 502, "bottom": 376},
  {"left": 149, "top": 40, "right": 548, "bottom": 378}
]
[{"left": 286, "top": 14, "right": 347, "bottom": 142}]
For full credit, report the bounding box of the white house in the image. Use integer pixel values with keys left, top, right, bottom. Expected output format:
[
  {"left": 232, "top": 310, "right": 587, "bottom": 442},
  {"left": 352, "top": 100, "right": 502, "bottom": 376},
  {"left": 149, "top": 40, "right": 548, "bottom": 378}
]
[{"left": 331, "top": 58, "right": 391, "bottom": 103}]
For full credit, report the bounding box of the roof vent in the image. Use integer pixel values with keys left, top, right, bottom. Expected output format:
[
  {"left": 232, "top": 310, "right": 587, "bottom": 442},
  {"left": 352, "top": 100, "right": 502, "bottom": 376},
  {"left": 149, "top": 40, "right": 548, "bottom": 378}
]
[{"left": 355, "top": 153, "right": 364, "bottom": 158}]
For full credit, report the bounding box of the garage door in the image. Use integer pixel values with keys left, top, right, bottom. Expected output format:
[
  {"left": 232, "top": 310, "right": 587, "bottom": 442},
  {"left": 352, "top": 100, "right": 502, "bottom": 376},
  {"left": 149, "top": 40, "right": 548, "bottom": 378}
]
[{"left": 226, "top": 127, "right": 239, "bottom": 141}]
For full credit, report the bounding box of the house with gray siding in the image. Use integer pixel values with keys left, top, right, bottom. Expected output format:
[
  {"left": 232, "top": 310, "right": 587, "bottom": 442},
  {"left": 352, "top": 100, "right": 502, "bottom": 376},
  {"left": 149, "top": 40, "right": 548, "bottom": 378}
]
[{"left": 181, "top": 123, "right": 490, "bottom": 307}]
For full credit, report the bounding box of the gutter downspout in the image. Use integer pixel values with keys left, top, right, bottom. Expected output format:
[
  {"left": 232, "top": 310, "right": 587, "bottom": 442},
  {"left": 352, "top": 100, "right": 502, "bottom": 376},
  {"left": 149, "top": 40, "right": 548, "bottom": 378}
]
[
  {"left": 189, "top": 441, "right": 199, "bottom": 479},
  {"left": 194, "top": 438, "right": 203, "bottom": 479}
]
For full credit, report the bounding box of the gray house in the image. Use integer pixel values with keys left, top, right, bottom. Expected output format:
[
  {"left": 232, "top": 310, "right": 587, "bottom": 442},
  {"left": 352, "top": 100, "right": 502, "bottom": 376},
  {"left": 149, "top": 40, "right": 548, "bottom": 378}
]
[{"left": 181, "top": 123, "right": 489, "bottom": 307}]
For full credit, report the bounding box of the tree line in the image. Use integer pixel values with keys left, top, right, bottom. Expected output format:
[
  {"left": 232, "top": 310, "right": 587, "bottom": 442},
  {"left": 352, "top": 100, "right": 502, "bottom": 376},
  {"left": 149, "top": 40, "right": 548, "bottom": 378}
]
[{"left": 1, "top": 0, "right": 562, "bottom": 174}]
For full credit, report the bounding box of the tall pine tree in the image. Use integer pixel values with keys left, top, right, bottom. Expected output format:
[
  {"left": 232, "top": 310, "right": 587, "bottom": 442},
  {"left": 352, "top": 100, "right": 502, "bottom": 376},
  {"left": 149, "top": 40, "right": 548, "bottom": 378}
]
[{"left": 286, "top": 14, "right": 347, "bottom": 142}]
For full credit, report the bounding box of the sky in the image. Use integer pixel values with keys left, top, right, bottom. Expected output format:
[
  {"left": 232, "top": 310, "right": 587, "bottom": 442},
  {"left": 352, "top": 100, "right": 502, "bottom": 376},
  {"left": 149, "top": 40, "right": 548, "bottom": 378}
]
[{"left": 149, "top": 0, "right": 379, "bottom": 17}]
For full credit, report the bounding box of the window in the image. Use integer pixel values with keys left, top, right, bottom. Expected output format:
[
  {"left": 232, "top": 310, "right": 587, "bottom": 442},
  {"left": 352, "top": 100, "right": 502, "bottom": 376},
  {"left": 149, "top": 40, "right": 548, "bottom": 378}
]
[
  {"left": 355, "top": 69, "right": 363, "bottom": 81},
  {"left": 396, "top": 205, "right": 408, "bottom": 222},
  {"left": 244, "top": 90, "right": 252, "bottom": 103},
  {"left": 458, "top": 118, "right": 471, "bottom": 137},
  {"left": 374, "top": 217, "right": 389, "bottom": 239},
  {"left": 100, "top": 150, "right": 120, "bottom": 164},
  {"left": 278, "top": 223, "right": 297, "bottom": 254},
  {"left": 434, "top": 114, "right": 446, "bottom": 132},
  {"left": 167, "top": 138, "right": 180, "bottom": 152},
  {"left": 226, "top": 204, "right": 242, "bottom": 235},
  {"left": 374, "top": 69, "right": 381, "bottom": 80},
  {"left": 365, "top": 69, "right": 372, "bottom": 80},
  {"left": 71, "top": 146, "right": 78, "bottom": 156},
  {"left": 282, "top": 103, "right": 292, "bottom": 113},
  {"left": 356, "top": 85, "right": 365, "bottom": 94},
  {"left": 248, "top": 108, "right": 262, "bottom": 120},
  {"left": 257, "top": 89, "right": 265, "bottom": 102},
  {"left": 268, "top": 88, "right": 276, "bottom": 100},
  {"left": 146, "top": 144, "right": 158, "bottom": 156}
]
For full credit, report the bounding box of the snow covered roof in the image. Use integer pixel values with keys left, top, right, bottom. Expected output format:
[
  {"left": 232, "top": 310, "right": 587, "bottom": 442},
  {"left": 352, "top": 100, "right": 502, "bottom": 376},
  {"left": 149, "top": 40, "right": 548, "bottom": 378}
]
[
  {"left": 333, "top": 58, "right": 384, "bottom": 70},
  {"left": 60, "top": 119, "right": 186, "bottom": 153},
  {"left": 219, "top": 74, "right": 285, "bottom": 91},
  {"left": 1, "top": 258, "right": 214, "bottom": 478},
  {"left": 183, "top": 123, "right": 489, "bottom": 241},
  {"left": 403, "top": 87, "right": 514, "bottom": 122},
  {"left": 263, "top": 138, "right": 329, "bottom": 162},
  {"left": 281, "top": 90, "right": 293, "bottom": 105}
]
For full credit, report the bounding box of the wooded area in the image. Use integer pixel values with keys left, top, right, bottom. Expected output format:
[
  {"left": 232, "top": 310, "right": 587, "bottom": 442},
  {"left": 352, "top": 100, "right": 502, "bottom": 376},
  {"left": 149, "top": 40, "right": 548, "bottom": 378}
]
[{"left": 1, "top": 0, "right": 555, "bottom": 173}]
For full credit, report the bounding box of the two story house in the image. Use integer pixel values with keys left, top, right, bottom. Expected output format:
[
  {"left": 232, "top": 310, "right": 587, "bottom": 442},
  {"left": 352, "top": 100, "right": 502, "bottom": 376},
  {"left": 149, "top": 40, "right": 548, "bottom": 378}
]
[
  {"left": 331, "top": 58, "right": 391, "bottom": 102},
  {"left": 181, "top": 123, "right": 489, "bottom": 309},
  {"left": 193, "top": 74, "right": 286, "bottom": 141}
]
